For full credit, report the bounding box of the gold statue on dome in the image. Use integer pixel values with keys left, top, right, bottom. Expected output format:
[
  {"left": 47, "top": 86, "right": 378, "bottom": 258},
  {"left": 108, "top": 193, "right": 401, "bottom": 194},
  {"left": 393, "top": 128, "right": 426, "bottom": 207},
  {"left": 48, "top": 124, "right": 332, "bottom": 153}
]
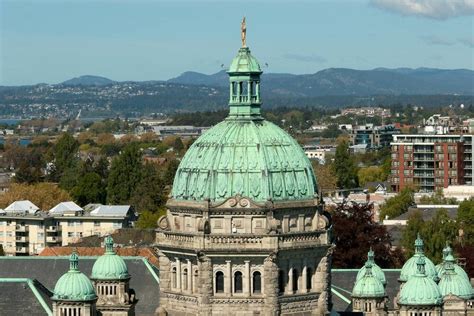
[{"left": 241, "top": 17, "right": 246, "bottom": 47}]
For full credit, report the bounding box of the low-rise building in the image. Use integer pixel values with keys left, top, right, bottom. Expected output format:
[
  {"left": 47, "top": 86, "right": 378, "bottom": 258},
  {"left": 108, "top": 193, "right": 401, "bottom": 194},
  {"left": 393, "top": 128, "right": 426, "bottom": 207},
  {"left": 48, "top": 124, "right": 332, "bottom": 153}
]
[
  {"left": 350, "top": 124, "right": 400, "bottom": 149},
  {"left": 303, "top": 144, "right": 336, "bottom": 163},
  {"left": 0, "top": 201, "right": 136, "bottom": 256}
]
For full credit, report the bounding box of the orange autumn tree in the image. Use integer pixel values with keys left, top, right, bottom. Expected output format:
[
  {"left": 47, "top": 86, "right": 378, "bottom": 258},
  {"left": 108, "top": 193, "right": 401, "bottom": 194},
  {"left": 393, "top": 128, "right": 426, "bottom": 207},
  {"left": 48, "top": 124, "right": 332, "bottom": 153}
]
[{"left": 0, "top": 182, "right": 71, "bottom": 211}]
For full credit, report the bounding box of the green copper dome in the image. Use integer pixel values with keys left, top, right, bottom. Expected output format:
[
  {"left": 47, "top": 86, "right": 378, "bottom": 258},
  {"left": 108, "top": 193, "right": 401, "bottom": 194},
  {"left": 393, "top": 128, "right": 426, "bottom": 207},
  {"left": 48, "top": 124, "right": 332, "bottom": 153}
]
[
  {"left": 399, "top": 234, "right": 438, "bottom": 282},
  {"left": 436, "top": 244, "right": 469, "bottom": 282},
  {"left": 399, "top": 256, "right": 443, "bottom": 306},
  {"left": 438, "top": 254, "right": 473, "bottom": 300},
  {"left": 91, "top": 236, "right": 130, "bottom": 280},
  {"left": 352, "top": 262, "right": 385, "bottom": 298},
  {"left": 228, "top": 47, "right": 262, "bottom": 74},
  {"left": 53, "top": 252, "right": 97, "bottom": 301},
  {"left": 171, "top": 41, "right": 318, "bottom": 203},
  {"left": 356, "top": 248, "right": 386, "bottom": 286}
]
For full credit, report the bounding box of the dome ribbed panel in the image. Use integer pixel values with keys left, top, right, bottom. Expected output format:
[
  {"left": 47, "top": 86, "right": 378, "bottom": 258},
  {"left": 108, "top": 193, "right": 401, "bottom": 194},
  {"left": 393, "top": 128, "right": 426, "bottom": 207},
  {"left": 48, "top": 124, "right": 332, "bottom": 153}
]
[
  {"left": 172, "top": 119, "right": 317, "bottom": 202},
  {"left": 439, "top": 273, "right": 473, "bottom": 299},
  {"left": 400, "top": 254, "right": 438, "bottom": 282},
  {"left": 352, "top": 275, "right": 385, "bottom": 298},
  {"left": 53, "top": 272, "right": 97, "bottom": 301},
  {"left": 91, "top": 254, "right": 130, "bottom": 280},
  {"left": 399, "top": 276, "right": 443, "bottom": 306},
  {"left": 356, "top": 263, "right": 386, "bottom": 285}
]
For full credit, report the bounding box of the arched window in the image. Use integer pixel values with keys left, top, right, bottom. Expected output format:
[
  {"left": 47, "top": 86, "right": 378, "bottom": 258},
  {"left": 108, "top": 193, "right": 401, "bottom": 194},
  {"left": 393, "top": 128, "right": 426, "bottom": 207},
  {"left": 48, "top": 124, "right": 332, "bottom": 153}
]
[
  {"left": 172, "top": 267, "right": 177, "bottom": 288},
  {"left": 193, "top": 269, "right": 199, "bottom": 293},
  {"left": 278, "top": 270, "right": 285, "bottom": 294},
  {"left": 183, "top": 268, "right": 188, "bottom": 290},
  {"left": 234, "top": 271, "right": 243, "bottom": 293},
  {"left": 252, "top": 271, "right": 261, "bottom": 294},
  {"left": 292, "top": 269, "right": 299, "bottom": 292},
  {"left": 215, "top": 271, "right": 224, "bottom": 293},
  {"left": 306, "top": 267, "right": 312, "bottom": 291}
]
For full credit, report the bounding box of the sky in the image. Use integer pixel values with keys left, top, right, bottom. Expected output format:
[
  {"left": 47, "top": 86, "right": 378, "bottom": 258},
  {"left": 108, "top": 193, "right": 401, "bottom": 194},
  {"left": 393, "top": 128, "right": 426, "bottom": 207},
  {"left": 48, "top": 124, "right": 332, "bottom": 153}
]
[{"left": 1, "top": 0, "right": 473, "bottom": 85}]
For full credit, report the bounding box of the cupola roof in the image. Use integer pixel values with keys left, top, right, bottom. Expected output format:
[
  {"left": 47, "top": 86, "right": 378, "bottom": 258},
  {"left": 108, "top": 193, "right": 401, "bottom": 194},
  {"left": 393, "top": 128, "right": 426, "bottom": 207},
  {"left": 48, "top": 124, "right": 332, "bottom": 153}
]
[
  {"left": 91, "top": 236, "right": 130, "bottom": 280},
  {"left": 52, "top": 251, "right": 97, "bottom": 302},
  {"left": 436, "top": 243, "right": 469, "bottom": 281},
  {"left": 356, "top": 248, "right": 386, "bottom": 286},
  {"left": 399, "top": 234, "right": 438, "bottom": 282},
  {"left": 399, "top": 256, "right": 443, "bottom": 306},
  {"left": 352, "top": 261, "right": 385, "bottom": 298},
  {"left": 438, "top": 254, "right": 473, "bottom": 300}
]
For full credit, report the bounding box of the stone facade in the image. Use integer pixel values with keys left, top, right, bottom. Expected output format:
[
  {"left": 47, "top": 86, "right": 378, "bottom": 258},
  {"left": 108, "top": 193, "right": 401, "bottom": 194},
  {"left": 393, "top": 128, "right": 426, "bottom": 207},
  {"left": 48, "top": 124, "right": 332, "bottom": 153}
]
[
  {"left": 156, "top": 195, "right": 333, "bottom": 316},
  {"left": 94, "top": 278, "right": 136, "bottom": 315}
]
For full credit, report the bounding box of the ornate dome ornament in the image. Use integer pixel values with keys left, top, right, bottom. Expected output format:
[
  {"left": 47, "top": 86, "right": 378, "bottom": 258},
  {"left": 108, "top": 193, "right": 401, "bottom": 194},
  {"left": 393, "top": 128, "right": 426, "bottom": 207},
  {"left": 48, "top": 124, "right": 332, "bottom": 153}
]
[
  {"left": 352, "top": 261, "right": 386, "bottom": 298},
  {"left": 91, "top": 236, "right": 130, "bottom": 280},
  {"left": 53, "top": 251, "right": 97, "bottom": 301},
  {"left": 356, "top": 248, "right": 386, "bottom": 286},
  {"left": 436, "top": 242, "right": 469, "bottom": 281},
  {"left": 399, "top": 256, "right": 443, "bottom": 306},
  {"left": 399, "top": 233, "right": 438, "bottom": 282},
  {"left": 438, "top": 254, "right": 473, "bottom": 300}
]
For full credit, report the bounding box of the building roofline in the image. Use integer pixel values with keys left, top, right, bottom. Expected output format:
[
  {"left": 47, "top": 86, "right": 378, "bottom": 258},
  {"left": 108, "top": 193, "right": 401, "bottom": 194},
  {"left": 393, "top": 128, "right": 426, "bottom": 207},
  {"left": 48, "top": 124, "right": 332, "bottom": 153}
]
[{"left": 0, "top": 278, "right": 53, "bottom": 316}]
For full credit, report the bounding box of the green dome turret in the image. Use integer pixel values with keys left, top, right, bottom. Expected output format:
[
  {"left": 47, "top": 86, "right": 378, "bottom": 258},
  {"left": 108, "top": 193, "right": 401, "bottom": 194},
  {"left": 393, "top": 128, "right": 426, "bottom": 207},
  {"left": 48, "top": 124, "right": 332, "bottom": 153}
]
[
  {"left": 352, "top": 261, "right": 385, "bottom": 298},
  {"left": 399, "top": 256, "right": 443, "bottom": 306},
  {"left": 53, "top": 251, "right": 97, "bottom": 301},
  {"left": 170, "top": 20, "right": 318, "bottom": 203},
  {"left": 91, "top": 236, "right": 130, "bottom": 280},
  {"left": 438, "top": 254, "right": 473, "bottom": 300},
  {"left": 356, "top": 248, "right": 386, "bottom": 286},
  {"left": 436, "top": 243, "right": 469, "bottom": 281},
  {"left": 399, "top": 234, "right": 438, "bottom": 282}
]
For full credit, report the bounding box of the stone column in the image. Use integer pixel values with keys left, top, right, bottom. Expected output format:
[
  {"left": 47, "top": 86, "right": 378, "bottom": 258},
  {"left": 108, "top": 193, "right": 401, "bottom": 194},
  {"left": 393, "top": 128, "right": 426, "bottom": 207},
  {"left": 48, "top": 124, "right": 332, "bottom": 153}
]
[
  {"left": 198, "top": 252, "right": 213, "bottom": 316},
  {"left": 226, "top": 260, "right": 232, "bottom": 295},
  {"left": 244, "top": 260, "right": 250, "bottom": 295},
  {"left": 187, "top": 259, "right": 192, "bottom": 294},
  {"left": 263, "top": 252, "right": 279, "bottom": 316},
  {"left": 286, "top": 261, "right": 293, "bottom": 295},
  {"left": 302, "top": 258, "right": 308, "bottom": 293},
  {"left": 176, "top": 258, "right": 181, "bottom": 291}
]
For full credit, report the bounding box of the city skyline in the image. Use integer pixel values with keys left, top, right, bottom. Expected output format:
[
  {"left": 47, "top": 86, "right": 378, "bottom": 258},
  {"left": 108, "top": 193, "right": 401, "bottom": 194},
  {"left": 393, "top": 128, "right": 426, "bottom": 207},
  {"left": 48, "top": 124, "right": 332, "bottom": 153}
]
[{"left": 1, "top": 0, "right": 473, "bottom": 86}]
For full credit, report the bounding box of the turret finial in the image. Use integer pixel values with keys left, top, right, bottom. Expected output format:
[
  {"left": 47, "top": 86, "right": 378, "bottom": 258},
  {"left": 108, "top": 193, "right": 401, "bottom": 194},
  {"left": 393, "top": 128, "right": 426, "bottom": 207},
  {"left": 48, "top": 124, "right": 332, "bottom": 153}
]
[
  {"left": 105, "top": 235, "right": 115, "bottom": 254},
  {"left": 415, "top": 233, "right": 424, "bottom": 254},
  {"left": 241, "top": 17, "right": 246, "bottom": 47},
  {"left": 416, "top": 256, "right": 426, "bottom": 276},
  {"left": 69, "top": 249, "right": 79, "bottom": 272}
]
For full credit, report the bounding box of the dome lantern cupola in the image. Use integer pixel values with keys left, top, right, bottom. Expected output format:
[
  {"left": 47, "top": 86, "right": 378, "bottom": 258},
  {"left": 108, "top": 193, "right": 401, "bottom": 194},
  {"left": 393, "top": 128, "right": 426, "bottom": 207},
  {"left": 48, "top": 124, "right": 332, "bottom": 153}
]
[
  {"left": 356, "top": 248, "right": 386, "bottom": 286},
  {"left": 52, "top": 251, "right": 97, "bottom": 302},
  {"left": 399, "top": 233, "right": 438, "bottom": 282},
  {"left": 438, "top": 253, "right": 473, "bottom": 300},
  {"left": 436, "top": 242, "right": 469, "bottom": 281},
  {"left": 91, "top": 236, "right": 130, "bottom": 280},
  {"left": 352, "top": 261, "right": 386, "bottom": 298}
]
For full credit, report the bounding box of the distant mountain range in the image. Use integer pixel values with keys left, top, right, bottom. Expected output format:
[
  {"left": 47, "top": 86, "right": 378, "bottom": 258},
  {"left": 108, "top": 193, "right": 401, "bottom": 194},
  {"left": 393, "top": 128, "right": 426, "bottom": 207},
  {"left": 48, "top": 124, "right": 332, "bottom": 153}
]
[
  {"left": 62, "top": 75, "right": 116, "bottom": 86},
  {"left": 168, "top": 67, "right": 474, "bottom": 96}
]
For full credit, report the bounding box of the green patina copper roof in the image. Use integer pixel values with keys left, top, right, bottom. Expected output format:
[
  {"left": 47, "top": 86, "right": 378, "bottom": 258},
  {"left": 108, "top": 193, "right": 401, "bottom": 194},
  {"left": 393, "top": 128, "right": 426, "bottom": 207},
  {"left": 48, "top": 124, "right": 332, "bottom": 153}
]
[
  {"left": 52, "top": 252, "right": 97, "bottom": 302},
  {"left": 91, "top": 236, "right": 130, "bottom": 280},
  {"left": 171, "top": 38, "right": 318, "bottom": 203},
  {"left": 399, "top": 256, "right": 443, "bottom": 306},
  {"left": 228, "top": 47, "right": 262, "bottom": 74},
  {"left": 356, "top": 248, "right": 386, "bottom": 286},
  {"left": 438, "top": 254, "right": 473, "bottom": 300},
  {"left": 399, "top": 234, "right": 438, "bottom": 282},
  {"left": 352, "top": 262, "right": 385, "bottom": 298},
  {"left": 436, "top": 244, "right": 469, "bottom": 282}
]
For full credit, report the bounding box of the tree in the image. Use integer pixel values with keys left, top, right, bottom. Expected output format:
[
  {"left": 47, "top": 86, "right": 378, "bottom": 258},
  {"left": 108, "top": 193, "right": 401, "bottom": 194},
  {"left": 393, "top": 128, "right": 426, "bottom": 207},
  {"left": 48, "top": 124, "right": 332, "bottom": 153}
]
[
  {"left": 0, "top": 244, "right": 4, "bottom": 256},
  {"left": 173, "top": 137, "right": 184, "bottom": 151},
  {"left": 401, "top": 210, "right": 424, "bottom": 259},
  {"left": 457, "top": 198, "right": 474, "bottom": 245},
  {"left": 163, "top": 158, "right": 180, "bottom": 186},
  {"left": 358, "top": 166, "right": 386, "bottom": 187},
  {"left": 332, "top": 202, "right": 404, "bottom": 268},
  {"left": 107, "top": 144, "right": 143, "bottom": 204},
  {"left": 71, "top": 172, "right": 106, "bottom": 205},
  {"left": 135, "top": 209, "right": 166, "bottom": 229},
  {"left": 130, "top": 163, "right": 166, "bottom": 213},
  {"left": 0, "top": 183, "right": 71, "bottom": 211},
  {"left": 49, "top": 133, "right": 79, "bottom": 182},
  {"left": 332, "top": 141, "right": 359, "bottom": 189},
  {"left": 379, "top": 188, "right": 414, "bottom": 220},
  {"left": 422, "top": 208, "right": 457, "bottom": 262},
  {"left": 312, "top": 161, "right": 337, "bottom": 194}
]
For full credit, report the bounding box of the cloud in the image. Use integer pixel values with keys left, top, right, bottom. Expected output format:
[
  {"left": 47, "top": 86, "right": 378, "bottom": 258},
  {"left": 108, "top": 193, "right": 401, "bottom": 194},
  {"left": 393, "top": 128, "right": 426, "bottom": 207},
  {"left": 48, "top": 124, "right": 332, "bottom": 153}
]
[
  {"left": 458, "top": 37, "right": 474, "bottom": 48},
  {"left": 370, "top": 0, "right": 474, "bottom": 20},
  {"left": 420, "top": 35, "right": 455, "bottom": 46},
  {"left": 283, "top": 53, "right": 327, "bottom": 63}
]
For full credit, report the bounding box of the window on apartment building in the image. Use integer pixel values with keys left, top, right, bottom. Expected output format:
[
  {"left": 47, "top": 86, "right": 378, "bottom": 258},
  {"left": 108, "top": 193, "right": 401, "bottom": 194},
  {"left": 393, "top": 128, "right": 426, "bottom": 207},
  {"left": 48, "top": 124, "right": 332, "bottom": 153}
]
[
  {"left": 449, "top": 154, "right": 457, "bottom": 160},
  {"left": 406, "top": 145, "right": 413, "bottom": 151},
  {"left": 6, "top": 242, "right": 12, "bottom": 248},
  {"left": 37, "top": 232, "right": 44, "bottom": 238},
  {"left": 0, "top": 221, "right": 6, "bottom": 226},
  {"left": 404, "top": 170, "right": 411, "bottom": 176},
  {"left": 436, "top": 145, "right": 442, "bottom": 152},
  {"left": 113, "top": 222, "right": 122, "bottom": 229},
  {"left": 0, "top": 232, "right": 4, "bottom": 237},
  {"left": 392, "top": 146, "right": 398, "bottom": 151},
  {"left": 68, "top": 232, "right": 74, "bottom": 237},
  {"left": 38, "top": 223, "right": 44, "bottom": 229},
  {"left": 94, "top": 221, "right": 100, "bottom": 227},
  {"left": 68, "top": 221, "right": 74, "bottom": 227},
  {"left": 6, "top": 232, "right": 12, "bottom": 237},
  {"left": 78, "top": 232, "right": 83, "bottom": 237}
]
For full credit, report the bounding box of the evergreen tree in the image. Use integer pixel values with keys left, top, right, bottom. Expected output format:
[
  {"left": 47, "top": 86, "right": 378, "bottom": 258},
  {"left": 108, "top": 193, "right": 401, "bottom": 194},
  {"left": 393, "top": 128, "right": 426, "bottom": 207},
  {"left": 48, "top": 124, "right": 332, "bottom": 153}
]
[
  {"left": 49, "top": 133, "right": 79, "bottom": 182},
  {"left": 379, "top": 188, "right": 414, "bottom": 220},
  {"left": 332, "top": 141, "right": 359, "bottom": 189},
  {"left": 457, "top": 198, "right": 474, "bottom": 245},
  {"left": 422, "top": 209, "right": 457, "bottom": 262},
  {"left": 107, "top": 144, "right": 143, "bottom": 204},
  {"left": 401, "top": 210, "right": 425, "bottom": 258},
  {"left": 71, "top": 172, "right": 106, "bottom": 205},
  {"left": 163, "top": 158, "right": 180, "bottom": 185},
  {"left": 130, "top": 163, "right": 166, "bottom": 213}
]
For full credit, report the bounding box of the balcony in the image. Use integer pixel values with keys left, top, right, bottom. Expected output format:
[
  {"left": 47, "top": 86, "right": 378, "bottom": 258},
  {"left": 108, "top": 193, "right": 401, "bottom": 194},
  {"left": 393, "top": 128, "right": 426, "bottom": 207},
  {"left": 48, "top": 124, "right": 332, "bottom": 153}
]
[
  {"left": 46, "top": 236, "right": 62, "bottom": 243},
  {"left": 15, "top": 225, "right": 28, "bottom": 232},
  {"left": 15, "top": 247, "right": 28, "bottom": 253},
  {"left": 46, "top": 226, "right": 61, "bottom": 232},
  {"left": 15, "top": 236, "right": 28, "bottom": 243},
  {"left": 413, "top": 157, "right": 434, "bottom": 161},
  {"left": 414, "top": 173, "right": 434, "bottom": 178}
]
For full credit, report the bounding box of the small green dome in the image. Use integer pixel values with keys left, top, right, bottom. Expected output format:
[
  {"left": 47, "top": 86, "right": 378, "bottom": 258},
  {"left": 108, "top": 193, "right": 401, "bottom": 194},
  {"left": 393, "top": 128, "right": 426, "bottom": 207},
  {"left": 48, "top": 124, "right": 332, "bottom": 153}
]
[
  {"left": 53, "top": 252, "right": 97, "bottom": 301},
  {"left": 356, "top": 248, "right": 386, "bottom": 286},
  {"left": 228, "top": 47, "right": 262, "bottom": 74},
  {"left": 399, "top": 256, "right": 443, "bottom": 306},
  {"left": 91, "top": 236, "right": 130, "bottom": 280},
  {"left": 438, "top": 254, "right": 473, "bottom": 300},
  {"left": 171, "top": 119, "right": 318, "bottom": 202},
  {"left": 352, "top": 262, "right": 385, "bottom": 298},
  {"left": 436, "top": 246, "right": 470, "bottom": 282},
  {"left": 399, "top": 234, "right": 438, "bottom": 282}
]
